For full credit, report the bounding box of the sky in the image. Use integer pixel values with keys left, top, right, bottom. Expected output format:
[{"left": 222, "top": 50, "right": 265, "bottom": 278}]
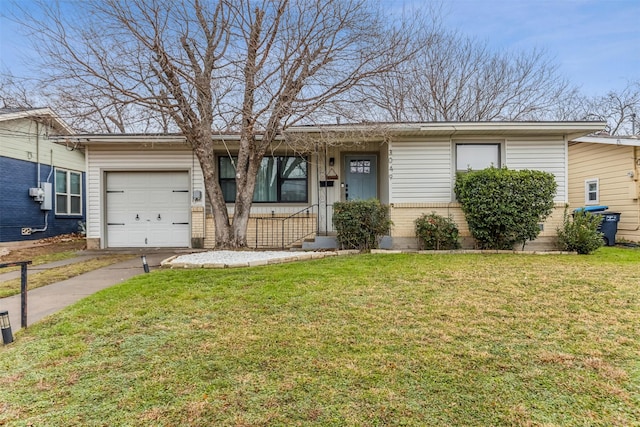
[
  {"left": 0, "top": 0, "right": 638, "bottom": 98},
  {"left": 435, "top": 0, "right": 640, "bottom": 96}
]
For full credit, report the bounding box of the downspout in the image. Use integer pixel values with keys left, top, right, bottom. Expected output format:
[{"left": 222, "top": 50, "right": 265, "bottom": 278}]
[
  {"left": 36, "top": 121, "right": 40, "bottom": 185},
  {"left": 316, "top": 142, "right": 320, "bottom": 235},
  {"left": 324, "top": 141, "right": 328, "bottom": 235}
]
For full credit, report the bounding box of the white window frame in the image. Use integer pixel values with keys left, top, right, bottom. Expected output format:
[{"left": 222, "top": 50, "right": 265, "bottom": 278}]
[
  {"left": 585, "top": 178, "right": 599, "bottom": 205},
  {"left": 55, "top": 168, "right": 83, "bottom": 215}
]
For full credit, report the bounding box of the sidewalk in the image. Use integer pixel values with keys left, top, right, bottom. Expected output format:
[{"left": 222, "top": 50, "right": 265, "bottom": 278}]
[{"left": 0, "top": 252, "right": 172, "bottom": 333}]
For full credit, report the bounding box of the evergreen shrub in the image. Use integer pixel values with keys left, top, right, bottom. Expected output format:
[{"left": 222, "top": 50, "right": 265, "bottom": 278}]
[
  {"left": 557, "top": 207, "right": 604, "bottom": 254},
  {"left": 332, "top": 199, "right": 391, "bottom": 251},
  {"left": 454, "top": 167, "right": 557, "bottom": 250}
]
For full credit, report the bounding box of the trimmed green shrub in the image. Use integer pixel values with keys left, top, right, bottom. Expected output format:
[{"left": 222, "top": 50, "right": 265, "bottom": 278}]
[
  {"left": 454, "top": 167, "right": 557, "bottom": 250},
  {"left": 557, "top": 207, "right": 604, "bottom": 254},
  {"left": 332, "top": 199, "right": 391, "bottom": 251},
  {"left": 415, "top": 212, "right": 460, "bottom": 250}
]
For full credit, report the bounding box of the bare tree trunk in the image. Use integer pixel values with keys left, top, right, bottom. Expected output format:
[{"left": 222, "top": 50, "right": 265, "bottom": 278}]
[{"left": 192, "top": 141, "right": 232, "bottom": 248}]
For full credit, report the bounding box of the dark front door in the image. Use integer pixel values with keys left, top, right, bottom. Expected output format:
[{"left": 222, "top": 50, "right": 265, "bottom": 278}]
[{"left": 344, "top": 155, "right": 377, "bottom": 200}]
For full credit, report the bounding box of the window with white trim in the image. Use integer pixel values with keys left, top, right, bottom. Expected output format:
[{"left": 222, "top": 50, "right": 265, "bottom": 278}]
[
  {"left": 55, "top": 169, "right": 82, "bottom": 215},
  {"left": 218, "top": 156, "right": 308, "bottom": 203},
  {"left": 585, "top": 178, "right": 599, "bottom": 205},
  {"left": 456, "top": 143, "right": 501, "bottom": 172}
]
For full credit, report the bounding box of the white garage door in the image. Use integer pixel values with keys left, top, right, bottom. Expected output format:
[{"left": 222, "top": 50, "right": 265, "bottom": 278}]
[{"left": 106, "top": 172, "right": 190, "bottom": 247}]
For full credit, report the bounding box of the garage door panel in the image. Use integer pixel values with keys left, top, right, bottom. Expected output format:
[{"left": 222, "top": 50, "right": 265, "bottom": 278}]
[
  {"left": 106, "top": 172, "right": 190, "bottom": 248},
  {"left": 148, "top": 224, "right": 189, "bottom": 247}
]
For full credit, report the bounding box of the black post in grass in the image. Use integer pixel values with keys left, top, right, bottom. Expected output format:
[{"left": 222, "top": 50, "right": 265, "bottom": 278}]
[{"left": 0, "top": 260, "right": 32, "bottom": 329}]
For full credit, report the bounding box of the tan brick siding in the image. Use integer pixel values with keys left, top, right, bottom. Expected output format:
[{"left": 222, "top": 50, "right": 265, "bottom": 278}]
[
  {"left": 191, "top": 206, "right": 205, "bottom": 238},
  {"left": 390, "top": 203, "right": 567, "bottom": 239}
]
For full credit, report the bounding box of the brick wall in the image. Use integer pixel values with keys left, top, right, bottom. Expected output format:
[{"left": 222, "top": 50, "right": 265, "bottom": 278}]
[{"left": 0, "top": 157, "right": 86, "bottom": 242}]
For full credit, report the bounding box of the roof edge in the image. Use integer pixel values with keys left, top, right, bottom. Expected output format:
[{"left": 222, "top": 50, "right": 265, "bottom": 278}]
[
  {"left": 573, "top": 135, "right": 640, "bottom": 146},
  {"left": 0, "top": 107, "right": 75, "bottom": 134}
]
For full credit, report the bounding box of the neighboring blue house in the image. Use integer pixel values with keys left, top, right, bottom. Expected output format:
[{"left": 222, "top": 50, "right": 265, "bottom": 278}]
[{"left": 0, "top": 108, "right": 85, "bottom": 242}]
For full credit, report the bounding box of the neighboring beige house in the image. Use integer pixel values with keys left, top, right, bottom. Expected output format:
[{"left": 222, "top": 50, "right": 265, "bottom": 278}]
[
  {"left": 569, "top": 135, "right": 640, "bottom": 243},
  {"left": 57, "top": 121, "right": 605, "bottom": 250}
]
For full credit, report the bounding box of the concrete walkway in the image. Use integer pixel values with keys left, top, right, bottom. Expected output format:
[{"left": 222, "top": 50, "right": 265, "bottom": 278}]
[{"left": 0, "top": 252, "right": 172, "bottom": 333}]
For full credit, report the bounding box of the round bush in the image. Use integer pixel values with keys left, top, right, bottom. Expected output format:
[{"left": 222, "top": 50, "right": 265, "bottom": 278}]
[
  {"left": 332, "top": 199, "right": 391, "bottom": 251},
  {"left": 454, "top": 167, "right": 557, "bottom": 250},
  {"left": 415, "top": 212, "right": 460, "bottom": 250}
]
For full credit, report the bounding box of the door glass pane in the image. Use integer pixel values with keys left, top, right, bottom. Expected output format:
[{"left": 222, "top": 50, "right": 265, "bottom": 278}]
[{"left": 56, "top": 170, "right": 67, "bottom": 193}]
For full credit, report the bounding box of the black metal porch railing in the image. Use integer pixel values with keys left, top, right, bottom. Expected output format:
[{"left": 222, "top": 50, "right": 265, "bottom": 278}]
[{"left": 254, "top": 204, "right": 319, "bottom": 249}]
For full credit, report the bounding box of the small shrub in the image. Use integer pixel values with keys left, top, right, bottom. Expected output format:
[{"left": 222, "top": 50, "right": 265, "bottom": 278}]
[
  {"left": 557, "top": 207, "right": 604, "bottom": 254},
  {"left": 415, "top": 212, "right": 460, "bottom": 250},
  {"left": 332, "top": 199, "right": 391, "bottom": 251}
]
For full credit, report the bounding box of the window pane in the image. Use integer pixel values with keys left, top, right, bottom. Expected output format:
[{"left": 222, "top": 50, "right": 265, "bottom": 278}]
[
  {"left": 219, "top": 157, "right": 236, "bottom": 179},
  {"left": 70, "top": 196, "right": 81, "bottom": 214},
  {"left": 457, "top": 144, "right": 499, "bottom": 171},
  {"left": 281, "top": 180, "right": 307, "bottom": 202},
  {"left": 70, "top": 173, "right": 81, "bottom": 195},
  {"left": 56, "top": 195, "right": 67, "bottom": 214},
  {"left": 217, "top": 155, "right": 308, "bottom": 203},
  {"left": 56, "top": 170, "right": 67, "bottom": 193},
  {"left": 588, "top": 192, "right": 597, "bottom": 201},
  {"left": 221, "top": 181, "right": 236, "bottom": 202},
  {"left": 588, "top": 182, "right": 597, "bottom": 192},
  {"left": 254, "top": 158, "right": 277, "bottom": 202},
  {"left": 280, "top": 157, "right": 307, "bottom": 178}
]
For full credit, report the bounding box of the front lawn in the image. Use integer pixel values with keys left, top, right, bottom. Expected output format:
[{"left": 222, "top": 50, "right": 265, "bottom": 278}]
[{"left": 1, "top": 248, "right": 639, "bottom": 426}]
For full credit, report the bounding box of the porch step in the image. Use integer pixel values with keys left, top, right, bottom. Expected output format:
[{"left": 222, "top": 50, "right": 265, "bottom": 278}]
[
  {"left": 302, "top": 236, "right": 338, "bottom": 250},
  {"left": 289, "top": 238, "right": 314, "bottom": 251}
]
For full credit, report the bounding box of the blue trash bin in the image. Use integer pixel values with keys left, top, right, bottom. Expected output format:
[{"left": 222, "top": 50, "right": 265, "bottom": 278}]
[{"left": 597, "top": 212, "right": 621, "bottom": 246}]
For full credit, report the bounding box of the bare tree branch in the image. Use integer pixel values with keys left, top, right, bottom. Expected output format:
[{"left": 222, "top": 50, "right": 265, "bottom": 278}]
[{"left": 15, "top": 0, "right": 418, "bottom": 248}]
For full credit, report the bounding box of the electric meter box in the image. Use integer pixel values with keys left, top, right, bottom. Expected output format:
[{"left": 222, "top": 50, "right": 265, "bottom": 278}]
[{"left": 40, "top": 182, "right": 52, "bottom": 211}]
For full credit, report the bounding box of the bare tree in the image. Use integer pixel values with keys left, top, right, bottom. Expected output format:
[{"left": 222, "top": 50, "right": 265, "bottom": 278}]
[
  {"left": 360, "top": 30, "right": 574, "bottom": 122},
  {"left": 0, "top": 71, "right": 38, "bottom": 109},
  {"left": 579, "top": 81, "right": 640, "bottom": 135},
  {"left": 17, "top": 0, "right": 416, "bottom": 248}
]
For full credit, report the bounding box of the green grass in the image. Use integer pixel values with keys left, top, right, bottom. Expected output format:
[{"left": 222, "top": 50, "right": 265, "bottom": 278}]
[
  {"left": 0, "top": 250, "right": 79, "bottom": 272},
  {"left": 1, "top": 247, "right": 639, "bottom": 426},
  {"left": 0, "top": 255, "right": 135, "bottom": 298}
]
